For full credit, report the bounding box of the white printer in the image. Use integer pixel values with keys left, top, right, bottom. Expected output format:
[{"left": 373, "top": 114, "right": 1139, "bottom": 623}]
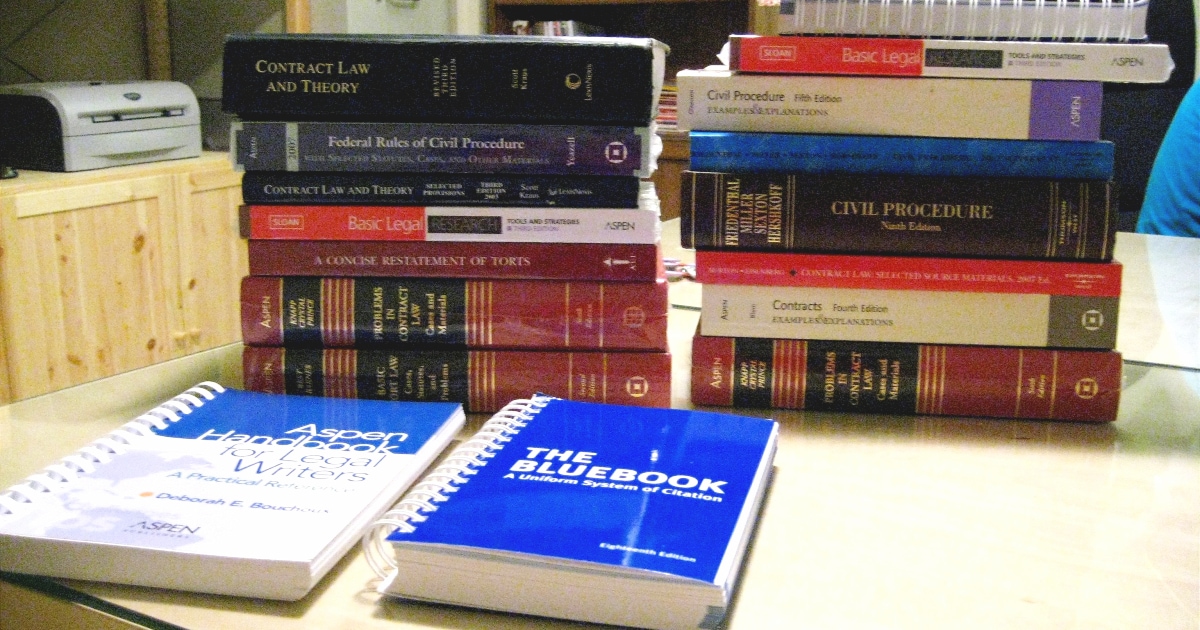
[{"left": 0, "top": 81, "right": 202, "bottom": 172}]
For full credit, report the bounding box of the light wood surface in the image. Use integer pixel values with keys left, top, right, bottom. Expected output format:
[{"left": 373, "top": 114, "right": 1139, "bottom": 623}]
[
  {"left": 0, "top": 153, "right": 247, "bottom": 404},
  {"left": 1, "top": 222, "right": 1197, "bottom": 629}
]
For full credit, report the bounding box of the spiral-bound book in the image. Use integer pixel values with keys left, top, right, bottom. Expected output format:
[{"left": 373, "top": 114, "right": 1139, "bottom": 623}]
[
  {"left": 363, "top": 395, "right": 779, "bottom": 630},
  {"left": 0, "top": 382, "right": 464, "bottom": 600},
  {"left": 777, "top": 0, "right": 1151, "bottom": 40}
]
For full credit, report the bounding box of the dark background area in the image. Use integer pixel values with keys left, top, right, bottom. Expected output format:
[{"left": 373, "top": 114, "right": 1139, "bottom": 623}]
[{"left": 1102, "top": 0, "right": 1196, "bottom": 231}]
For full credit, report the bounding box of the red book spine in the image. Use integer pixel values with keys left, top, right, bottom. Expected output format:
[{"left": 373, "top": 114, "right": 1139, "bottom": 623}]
[
  {"left": 247, "top": 240, "right": 660, "bottom": 281},
  {"left": 243, "top": 346, "right": 672, "bottom": 413},
  {"left": 730, "top": 35, "right": 925, "bottom": 76},
  {"left": 241, "top": 276, "right": 669, "bottom": 351},
  {"left": 691, "top": 333, "right": 1121, "bottom": 422},
  {"left": 694, "top": 250, "right": 1123, "bottom": 297},
  {"left": 244, "top": 205, "right": 428, "bottom": 240}
]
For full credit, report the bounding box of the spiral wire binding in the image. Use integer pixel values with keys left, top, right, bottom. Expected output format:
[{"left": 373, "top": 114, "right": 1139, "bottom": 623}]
[
  {"left": 361, "top": 395, "right": 553, "bottom": 578},
  {"left": 0, "top": 382, "right": 225, "bottom": 518},
  {"left": 785, "top": 0, "right": 1137, "bottom": 40}
]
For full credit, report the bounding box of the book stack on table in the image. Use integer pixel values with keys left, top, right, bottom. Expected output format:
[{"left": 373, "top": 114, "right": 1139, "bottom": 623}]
[
  {"left": 675, "top": 22, "right": 1177, "bottom": 422},
  {"left": 221, "top": 33, "right": 674, "bottom": 412}
]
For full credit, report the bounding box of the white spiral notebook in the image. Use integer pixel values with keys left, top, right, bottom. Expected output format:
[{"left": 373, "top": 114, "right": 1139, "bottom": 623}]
[
  {"left": 778, "top": 0, "right": 1151, "bottom": 40},
  {"left": 0, "top": 382, "right": 463, "bottom": 600}
]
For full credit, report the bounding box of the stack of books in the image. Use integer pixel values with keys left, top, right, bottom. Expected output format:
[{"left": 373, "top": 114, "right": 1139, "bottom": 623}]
[
  {"left": 220, "top": 33, "right": 674, "bottom": 412},
  {"left": 675, "top": 20, "right": 1174, "bottom": 421}
]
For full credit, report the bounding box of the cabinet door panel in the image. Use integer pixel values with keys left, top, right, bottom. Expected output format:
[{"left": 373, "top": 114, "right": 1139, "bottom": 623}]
[
  {"left": 0, "top": 176, "right": 175, "bottom": 399},
  {"left": 171, "top": 168, "right": 247, "bottom": 357}
]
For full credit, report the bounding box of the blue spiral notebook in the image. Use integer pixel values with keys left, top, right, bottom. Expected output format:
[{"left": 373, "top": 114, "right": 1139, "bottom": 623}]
[
  {"left": 0, "top": 382, "right": 464, "bottom": 600},
  {"left": 364, "top": 395, "right": 779, "bottom": 630}
]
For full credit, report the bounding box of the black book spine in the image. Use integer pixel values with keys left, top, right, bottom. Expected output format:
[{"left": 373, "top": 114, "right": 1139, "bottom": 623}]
[
  {"left": 221, "top": 34, "right": 660, "bottom": 125},
  {"left": 680, "top": 171, "right": 1118, "bottom": 261},
  {"left": 241, "top": 171, "right": 645, "bottom": 208}
]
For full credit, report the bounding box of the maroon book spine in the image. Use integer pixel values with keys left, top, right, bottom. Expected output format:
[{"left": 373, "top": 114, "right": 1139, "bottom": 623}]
[
  {"left": 248, "top": 240, "right": 661, "bottom": 281},
  {"left": 241, "top": 276, "right": 669, "bottom": 351},
  {"left": 243, "top": 346, "right": 672, "bottom": 413},
  {"left": 691, "top": 333, "right": 1121, "bottom": 422}
]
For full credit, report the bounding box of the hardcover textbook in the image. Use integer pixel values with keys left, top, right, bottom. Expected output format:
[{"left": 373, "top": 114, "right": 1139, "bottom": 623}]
[
  {"left": 0, "top": 382, "right": 464, "bottom": 600},
  {"left": 222, "top": 33, "right": 668, "bottom": 126},
  {"left": 363, "top": 395, "right": 779, "bottom": 630}
]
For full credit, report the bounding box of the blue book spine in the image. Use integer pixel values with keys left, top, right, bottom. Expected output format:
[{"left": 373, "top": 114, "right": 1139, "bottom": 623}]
[
  {"left": 233, "top": 121, "right": 653, "bottom": 177},
  {"left": 688, "top": 132, "right": 1115, "bottom": 180}
]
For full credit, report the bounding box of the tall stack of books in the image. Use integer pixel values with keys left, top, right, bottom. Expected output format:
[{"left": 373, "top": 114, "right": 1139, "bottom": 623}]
[
  {"left": 675, "top": 10, "right": 1175, "bottom": 421},
  {"left": 220, "top": 33, "right": 674, "bottom": 412}
]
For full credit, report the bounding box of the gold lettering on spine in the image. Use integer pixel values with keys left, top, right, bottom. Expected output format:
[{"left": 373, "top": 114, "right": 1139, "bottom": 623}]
[
  {"left": 767, "top": 182, "right": 784, "bottom": 245},
  {"left": 564, "top": 284, "right": 571, "bottom": 347},
  {"left": 602, "top": 352, "right": 608, "bottom": 403},
  {"left": 1014, "top": 349, "right": 1025, "bottom": 417},
  {"left": 485, "top": 281, "right": 493, "bottom": 347},
  {"left": 917, "top": 346, "right": 931, "bottom": 415},
  {"left": 1048, "top": 351, "right": 1059, "bottom": 418},
  {"left": 935, "top": 347, "right": 946, "bottom": 414},
  {"left": 597, "top": 285, "right": 604, "bottom": 349},
  {"left": 723, "top": 177, "right": 741, "bottom": 247}
]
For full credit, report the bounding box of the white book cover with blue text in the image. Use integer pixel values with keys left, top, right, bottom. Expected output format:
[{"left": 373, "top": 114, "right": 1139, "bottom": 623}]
[{"left": 0, "top": 382, "right": 464, "bottom": 600}]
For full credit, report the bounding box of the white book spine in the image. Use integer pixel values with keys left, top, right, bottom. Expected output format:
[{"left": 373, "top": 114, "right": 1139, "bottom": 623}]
[
  {"left": 423, "top": 206, "right": 662, "bottom": 244},
  {"left": 916, "top": 40, "right": 1173, "bottom": 82},
  {"left": 676, "top": 69, "right": 1064, "bottom": 139},
  {"left": 699, "top": 283, "right": 1119, "bottom": 348}
]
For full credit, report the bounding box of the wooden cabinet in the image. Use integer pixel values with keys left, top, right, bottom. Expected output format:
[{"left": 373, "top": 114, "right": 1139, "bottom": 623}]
[{"left": 0, "top": 153, "right": 246, "bottom": 403}]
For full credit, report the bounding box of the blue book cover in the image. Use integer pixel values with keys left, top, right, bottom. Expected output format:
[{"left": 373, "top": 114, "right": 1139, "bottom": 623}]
[
  {"left": 688, "top": 131, "right": 1115, "bottom": 180},
  {"left": 373, "top": 395, "right": 779, "bottom": 630},
  {"left": 0, "top": 382, "right": 464, "bottom": 600}
]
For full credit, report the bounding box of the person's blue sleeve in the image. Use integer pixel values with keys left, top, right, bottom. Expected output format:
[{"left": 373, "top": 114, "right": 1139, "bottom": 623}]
[{"left": 1138, "top": 81, "right": 1200, "bottom": 238}]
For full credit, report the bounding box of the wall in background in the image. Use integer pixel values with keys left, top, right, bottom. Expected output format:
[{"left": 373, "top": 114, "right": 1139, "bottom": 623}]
[
  {"left": 312, "top": 0, "right": 483, "bottom": 35},
  {"left": 1, "top": 0, "right": 147, "bottom": 84}
]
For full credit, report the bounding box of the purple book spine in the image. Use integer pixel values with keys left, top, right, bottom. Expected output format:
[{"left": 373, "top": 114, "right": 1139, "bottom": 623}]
[
  {"left": 1028, "top": 81, "right": 1103, "bottom": 141},
  {"left": 233, "top": 121, "right": 650, "bottom": 176}
]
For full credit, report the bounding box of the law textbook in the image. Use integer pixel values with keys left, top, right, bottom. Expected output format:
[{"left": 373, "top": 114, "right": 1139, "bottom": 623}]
[
  {"left": 364, "top": 395, "right": 779, "bottom": 630},
  {"left": 0, "top": 382, "right": 464, "bottom": 600}
]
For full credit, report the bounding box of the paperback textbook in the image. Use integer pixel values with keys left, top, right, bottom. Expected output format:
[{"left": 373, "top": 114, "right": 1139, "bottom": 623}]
[
  {"left": 675, "top": 68, "right": 1102, "bottom": 141},
  {"left": 687, "top": 131, "right": 1115, "bottom": 180},
  {"left": 222, "top": 33, "right": 668, "bottom": 125},
  {"left": 242, "top": 346, "right": 673, "bottom": 412},
  {"left": 727, "top": 34, "right": 1173, "bottom": 83},
  {"left": 363, "top": 395, "right": 779, "bottom": 630},
  {"left": 691, "top": 331, "right": 1122, "bottom": 421},
  {"left": 681, "top": 171, "right": 1117, "bottom": 261},
  {"left": 0, "top": 382, "right": 464, "bottom": 600},
  {"left": 241, "top": 275, "right": 670, "bottom": 351},
  {"left": 700, "top": 282, "right": 1119, "bottom": 349},
  {"left": 239, "top": 204, "right": 662, "bottom": 244},
  {"left": 776, "top": 0, "right": 1151, "bottom": 40}
]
